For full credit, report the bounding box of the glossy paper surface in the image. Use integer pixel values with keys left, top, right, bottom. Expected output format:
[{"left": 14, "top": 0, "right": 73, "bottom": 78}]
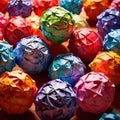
[
  {"left": 96, "top": 9, "right": 120, "bottom": 38},
  {"left": 40, "top": 6, "right": 74, "bottom": 44},
  {"left": 104, "top": 29, "right": 120, "bottom": 54},
  {"left": 48, "top": 53, "right": 86, "bottom": 87},
  {"left": 89, "top": 51, "right": 120, "bottom": 84},
  {"left": 0, "top": 70, "right": 38, "bottom": 114},
  {"left": 75, "top": 72, "right": 115, "bottom": 113},
  {"left": 8, "top": 0, "right": 32, "bottom": 18},
  {"left": 0, "top": 41, "right": 15, "bottom": 75},
  {"left": 68, "top": 28, "right": 103, "bottom": 63},
  {"left": 4, "top": 16, "right": 33, "bottom": 47},
  {"left": 34, "top": 79, "right": 78, "bottom": 120},
  {"left": 14, "top": 35, "right": 52, "bottom": 74},
  {"left": 59, "top": 0, "right": 83, "bottom": 14}
]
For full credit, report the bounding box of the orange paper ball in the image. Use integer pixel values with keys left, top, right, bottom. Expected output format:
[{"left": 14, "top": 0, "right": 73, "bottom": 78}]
[{"left": 0, "top": 70, "right": 38, "bottom": 114}]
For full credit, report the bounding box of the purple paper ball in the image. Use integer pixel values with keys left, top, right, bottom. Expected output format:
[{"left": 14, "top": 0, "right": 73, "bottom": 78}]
[
  {"left": 96, "top": 9, "right": 120, "bottom": 39},
  {"left": 48, "top": 53, "right": 86, "bottom": 87},
  {"left": 13, "top": 35, "right": 52, "bottom": 74},
  {"left": 34, "top": 79, "right": 78, "bottom": 120},
  {"left": 8, "top": 0, "right": 32, "bottom": 18}
]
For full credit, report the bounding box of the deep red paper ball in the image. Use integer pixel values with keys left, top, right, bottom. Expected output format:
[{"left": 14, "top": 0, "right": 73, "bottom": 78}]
[
  {"left": 4, "top": 16, "right": 33, "bottom": 47},
  {"left": 68, "top": 28, "right": 103, "bottom": 63}
]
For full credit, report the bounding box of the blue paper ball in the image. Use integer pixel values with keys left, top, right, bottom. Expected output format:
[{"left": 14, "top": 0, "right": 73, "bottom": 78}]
[
  {"left": 99, "top": 110, "right": 120, "bottom": 120},
  {"left": 96, "top": 9, "right": 120, "bottom": 39},
  {"left": 0, "top": 41, "right": 16, "bottom": 75},
  {"left": 8, "top": 0, "right": 32, "bottom": 18},
  {"left": 34, "top": 79, "right": 78, "bottom": 120},
  {"left": 48, "top": 53, "right": 86, "bottom": 87},
  {"left": 59, "top": 0, "right": 83, "bottom": 14},
  {"left": 104, "top": 29, "right": 120, "bottom": 54},
  {"left": 13, "top": 35, "right": 52, "bottom": 74}
]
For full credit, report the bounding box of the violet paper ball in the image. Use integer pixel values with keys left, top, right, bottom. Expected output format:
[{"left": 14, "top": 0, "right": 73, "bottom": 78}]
[
  {"left": 34, "top": 79, "right": 78, "bottom": 120},
  {"left": 96, "top": 9, "right": 120, "bottom": 39},
  {"left": 8, "top": 0, "right": 32, "bottom": 18},
  {"left": 68, "top": 28, "right": 103, "bottom": 63},
  {"left": 48, "top": 53, "right": 86, "bottom": 87},
  {"left": 104, "top": 29, "right": 120, "bottom": 54},
  {"left": 75, "top": 72, "right": 115, "bottom": 114},
  {"left": 14, "top": 35, "right": 52, "bottom": 74},
  {"left": 0, "top": 41, "right": 16, "bottom": 75},
  {"left": 59, "top": 0, "right": 83, "bottom": 14},
  {"left": 40, "top": 6, "right": 74, "bottom": 44}
]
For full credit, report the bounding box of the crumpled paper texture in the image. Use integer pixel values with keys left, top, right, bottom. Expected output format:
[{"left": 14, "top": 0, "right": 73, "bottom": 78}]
[
  {"left": 0, "top": 41, "right": 15, "bottom": 75},
  {"left": 68, "top": 28, "right": 103, "bottom": 63},
  {"left": 0, "top": 70, "right": 38, "bottom": 114},
  {"left": 32, "top": 0, "right": 58, "bottom": 16},
  {"left": 89, "top": 51, "right": 120, "bottom": 85},
  {"left": 104, "top": 29, "right": 120, "bottom": 54},
  {"left": 59, "top": 0, "right": 83, "bottom": 14},
  {"left": 84, "top": 0, "right": 108, "bottom": 21},
  {"left": 110, "top": 0, "right": 120, "bottom": 11},
  {"left": 75, "top": 72, "right": 115, "bottom": 113},
  {"left": 48, "top": 53, "right": 86, "bottom": 87},
  {"left": 0, "top": 12, "right": 8, "bottom": 40},
  {"left": 14, "top": 35, "right": 52, "bottom": 74},
  {"left": 34, "top": 79, "right": 78, "bottom": 120},
  {"left": 4, "top": 16, "right": 33, "bottom": 47},
  {"left": 96, "top": 9, "right": 120, "bottom": 39},
  {"left": 99, "top": 110, "right": 120, "bottom": 120},
  {"left": 73, "top": 14, "right": 89, "bottom": 30},
  {"left": 8, "top": 0, "right": 32, "bottom": 18},
  {"left": 40, "top": 6, "right": 74, "bottom": 44}
]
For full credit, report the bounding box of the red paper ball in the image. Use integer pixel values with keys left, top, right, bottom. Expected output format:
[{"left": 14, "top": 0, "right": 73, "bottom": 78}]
[
  {"left": 32, "top": 0, "right": 58, "bottom": 16},
  {"left": 4, "top": 16, "right": 33, "bottom": 47},
  {"left": 68, "top": 28, "right": 103, "bottom": 63},
  {"left": 110, "top": 0, "right": 120, "bottom": 11},
  {"left": 0, "top": 0, "right": 10, "bottom": 14}
]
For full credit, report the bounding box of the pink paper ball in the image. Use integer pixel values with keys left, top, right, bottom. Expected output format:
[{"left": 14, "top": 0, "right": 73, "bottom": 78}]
[{"left": 75, "top": 72, "right": 115, "bottom": 113}]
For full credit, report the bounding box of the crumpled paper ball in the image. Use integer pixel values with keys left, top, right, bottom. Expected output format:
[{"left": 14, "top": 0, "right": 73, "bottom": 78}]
[
  {"left": 68, "top": 28, "right": 103, "bottom": 63},
  {"left": 32, "top": 0, "right": 58, "bottom": 16},
  {"left": 96, "top": 9, "right": 120, "bottom": 39},
  {"left": 89, "top": 51, "right": 120, "bottom": 85},
  {"left": 99, "top": 110, "right": 120, "bottom": 120},
  {"left": 4, "top": 16, "right": 33, "bottom": 47},
  {"left": 59, "top": 0, "right": 83, "bottom": 14},
  {"left": 0, "top": 70, "right": 38, "bottom": 114},
  {"left": 34, "top": 79, "right": 78, "bottom": 120},
  {"left": 0, "top": 41, "right": 15, "bottom": 75},
  {"left": 14, "top": 35, "right": 52, "bottom": 74},
  {"left": 0, "top": 0, "right": 10, "bottom": 14},
  {"left": 48, "top": 53, "right": 86, "bottom": 87},
  {"left": 104, "top": 29, "right": 120, "bottom": 54},
  {"left": 75, "top": 72, "right": 115, "bottom": 113},
  {"left": 109, "top": 0, "right": 120, "bottom": 11},
  {"left": 84, "top": 0, "right": 109, "bottom": 21},
  {"left": 73, "top": 14, "right": 89, "bottom": 30},
  {"left": 8, "top": 0, "right": 32, "bottom": 18},
  {"left": 40, "top": 6, "right": 74, "bottom": 44}
]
